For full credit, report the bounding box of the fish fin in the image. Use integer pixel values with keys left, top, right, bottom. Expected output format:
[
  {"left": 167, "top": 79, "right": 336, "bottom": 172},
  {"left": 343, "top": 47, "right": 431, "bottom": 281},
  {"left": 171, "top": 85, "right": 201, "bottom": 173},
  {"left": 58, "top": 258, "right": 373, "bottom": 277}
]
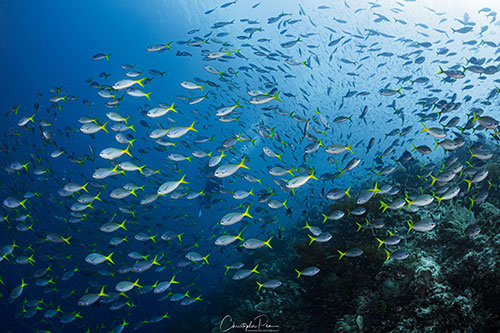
[{"left": 337, "top": 250, "right": 345, "bottom": 260}]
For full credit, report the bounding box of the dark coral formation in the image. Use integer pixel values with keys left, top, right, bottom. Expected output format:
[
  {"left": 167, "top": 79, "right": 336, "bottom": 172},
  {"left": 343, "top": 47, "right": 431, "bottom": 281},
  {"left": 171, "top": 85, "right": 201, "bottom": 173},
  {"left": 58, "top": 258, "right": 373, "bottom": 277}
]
[{"left": 198, "top": 156, "right": 500, "bottom": 332}]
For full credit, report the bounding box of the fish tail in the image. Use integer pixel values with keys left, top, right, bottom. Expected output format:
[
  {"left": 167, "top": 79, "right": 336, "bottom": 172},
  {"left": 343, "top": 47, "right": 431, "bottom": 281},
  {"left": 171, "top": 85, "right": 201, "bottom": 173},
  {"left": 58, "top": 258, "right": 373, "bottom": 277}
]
[
  {"left": 295, "top": 269, "right": 302, "bottom": 278},
  {"left": 19, "top": 199, "right": 28, "bottom": 210},
  {"left": 256, "top": 282, "right": 263, "bottom": 292},
  {"left": 345, "top": 186, "right": 351, "bottom": 198},
  {"left": 384, "top": 249, "right": 391, "bottom": 262},
  {"left": 471, "top": 111, "right": 479, "bottom": 123},
  {"left": 242, "top": 206, "right": 253, "bottom": 219},
  {"left": 337, "top": 250, "right": 345, "bottom": 260},
  {"left": 133, "top": 279, "right": 142, "bottom": 288},
  {"left": 339, "top": 168, "right": 345, "bottom": 178},
  {"left": 429, "top": 175, "right": 437, "bottom": 187},
  {"left": 376, "top": 238, "right": 384, "bottom": 249},
  {"left": 379, "top": 201, "right": 388, "bottom": 213},
  {"left": 235, "top": 230, "right": 244, "bottom": 241},
  {"left": 407, "top": 220, "right": 414, "bottom": 233},
  {"left": 406, "top": 200, "right": 413, "bottom": 210},
  {"left": 307, "top": 234, "right": 315, "bottom": 245},
  {"left": 321, "top": 214, "right": 328, "bottom": 224},
  {"left": 464, "top": 179, "right": 472, "bottom": 192},
  {"left": 62, "top": 236, "right": 71, "bottom": 245},
  {"left": 420, "top": 121, "right": 428, "bottom": 133},
  {"left": 122, "top": 144, "right": 132, "bottom": 157},
  {"left": 170, "top": 275, "right": 179, "bottom": 284},
  {"left": 105, "top": 253, "right": 115, "bottom": 265},
  {"left": 179, "top": 174, "right": 189, "bottom": 185},
  {"left": 433, "top": 139, "right": 439, "bottom": 151},
  {"left": 118, "top": 220, "right": 127, "bottom": 231},
  {"left": 264, "top": 237, "right": 273, "bottom": 249},
  {"left": 202, "top": 254, "right": 210, "bottom": 265},
  {"left": 98, "top": 286, "right": 109, "bottom": 297},
  {"left": 100, "top": 121, "right": 109, "bottom": 133},
  {"left": 238, "top": 157, "right": 249, "bottom": 169},
  {"left": 251, "top": 265, "right": 260, "bottom": 274},
  {"left": 272, "top": 91, "right": 282, "bottom": 102},
  {"left": 152, "top": 255, "right": 161, "bottom": 266},
  {"left": 468, "top": 198, "right": 475, "bottom": 212},
  {"left": 135, "top": 78, "right": 146, "bottom": 87},
  {"left": 94, "top": 192, "right": 102, "bottom": 202},
  {"left": 187, "top": 121, "right": 198, "bottom": 132},
  {"left": 282, "top": 198, "right": 288, "bottom": 210},
  {"left": 123, "top": 116, "right": 131, "bottom": 125}
]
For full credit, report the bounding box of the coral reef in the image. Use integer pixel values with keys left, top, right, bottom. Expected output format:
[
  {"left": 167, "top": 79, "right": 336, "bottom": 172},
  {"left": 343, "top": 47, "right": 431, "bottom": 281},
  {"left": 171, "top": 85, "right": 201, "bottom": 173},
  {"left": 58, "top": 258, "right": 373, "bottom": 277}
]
[{"left": 195, "top": 157, "right": 500, "bottom": 332}]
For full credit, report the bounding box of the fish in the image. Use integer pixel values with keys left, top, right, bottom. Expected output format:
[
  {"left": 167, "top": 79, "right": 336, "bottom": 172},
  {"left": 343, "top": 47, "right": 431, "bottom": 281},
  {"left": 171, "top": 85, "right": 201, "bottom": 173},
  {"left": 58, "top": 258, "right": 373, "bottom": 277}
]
[
  {"left": 385, "top": 249, "right": 410, "bottom": 261},
  {"left": 220, "top": 206, "right": 253, "bottom": 226},
  {"left": 408, "top": 219, "right": 436, "bottom": 232},
  {"left": 256, "top": 279, "right": 282, "bottom": 291},
  {"left": 249, "top": 91, "right": 282, "bottom": 105},
  {"left": 295, "top": 266, "right": 320, "bottom": 278},
  {"left": 2, "top": 3, "right": 499, "bottom": 331},
  {"left": 112, "top": 78, "right": 146, "bottom": 90},
  {"left": 232, "top": 265, "right": 260, "bottom": 280},
  {"left": 214, "top": 157, "right": 249, "bottom": 178},
  {"left": 336, "top": 248, "right": 363, "bottom": 259}
]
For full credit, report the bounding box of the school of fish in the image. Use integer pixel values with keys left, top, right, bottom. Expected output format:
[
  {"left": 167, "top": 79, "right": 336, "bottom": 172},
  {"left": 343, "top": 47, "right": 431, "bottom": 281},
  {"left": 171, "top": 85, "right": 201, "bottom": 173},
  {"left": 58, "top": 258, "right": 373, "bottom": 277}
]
[{"left": 1, "top": 0, "right": 500, "bottom": 331}]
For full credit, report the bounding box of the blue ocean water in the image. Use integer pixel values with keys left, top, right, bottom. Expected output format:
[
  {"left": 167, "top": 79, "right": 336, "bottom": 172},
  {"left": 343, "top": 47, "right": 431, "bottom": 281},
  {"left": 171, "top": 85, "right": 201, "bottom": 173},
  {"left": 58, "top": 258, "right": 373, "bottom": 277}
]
[{"left": 1, "top": 0, "right": 500, "bottom": 332}]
